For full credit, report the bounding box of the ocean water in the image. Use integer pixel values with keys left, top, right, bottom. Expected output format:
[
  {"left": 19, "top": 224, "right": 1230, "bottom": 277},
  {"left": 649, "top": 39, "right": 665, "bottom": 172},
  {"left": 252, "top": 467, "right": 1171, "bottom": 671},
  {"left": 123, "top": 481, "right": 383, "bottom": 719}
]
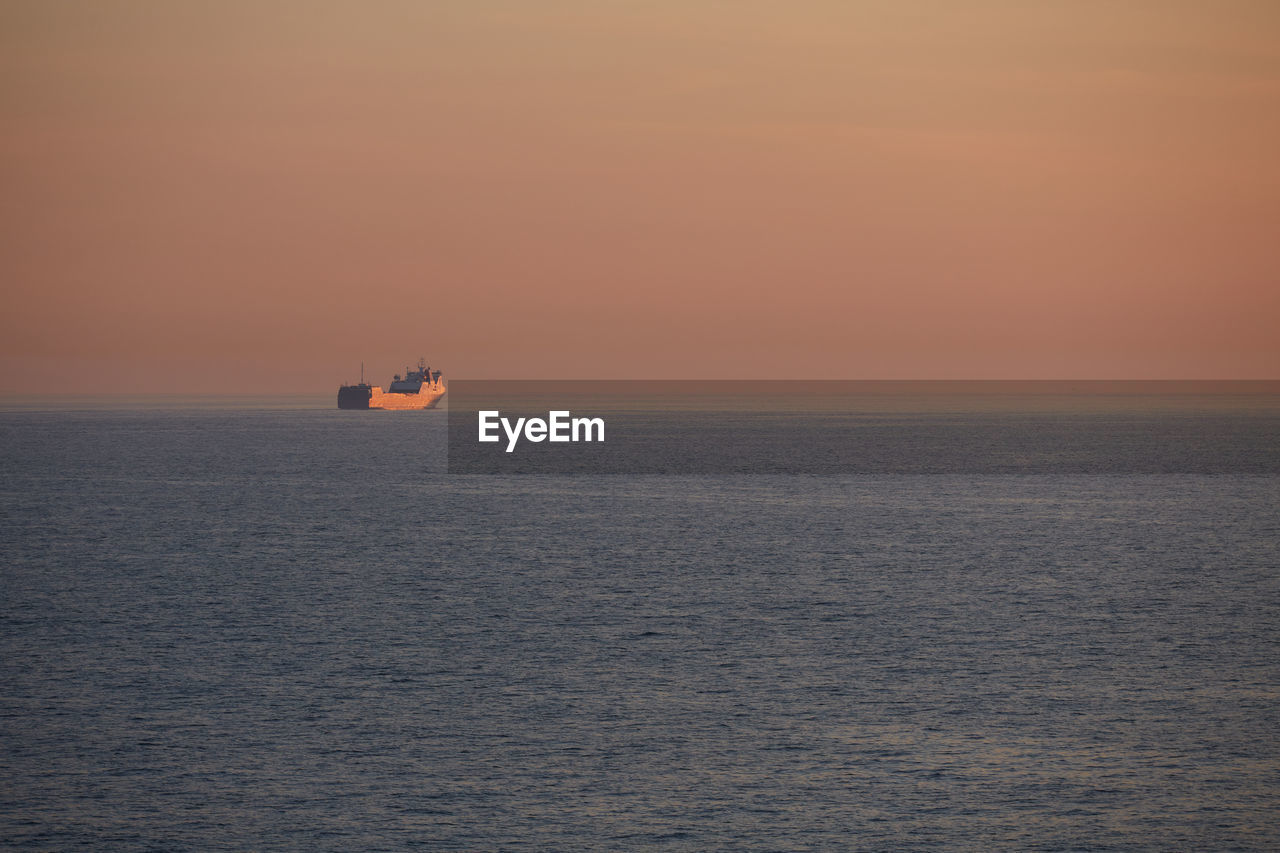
[{"left": 2, "top": 394, "right": 1279, "bottom": 850}]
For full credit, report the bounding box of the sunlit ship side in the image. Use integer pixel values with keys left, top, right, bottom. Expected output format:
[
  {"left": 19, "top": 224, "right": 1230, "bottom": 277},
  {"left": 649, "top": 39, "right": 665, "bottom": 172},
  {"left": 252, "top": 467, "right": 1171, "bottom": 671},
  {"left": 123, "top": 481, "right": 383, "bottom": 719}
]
[{"left": 338, "top": 359, "right": 446, "bottom": 410}]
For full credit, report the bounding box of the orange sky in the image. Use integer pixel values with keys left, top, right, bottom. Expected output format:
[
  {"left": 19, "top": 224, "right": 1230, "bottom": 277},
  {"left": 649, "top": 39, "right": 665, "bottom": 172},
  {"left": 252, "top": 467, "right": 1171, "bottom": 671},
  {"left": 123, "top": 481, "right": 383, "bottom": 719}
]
[{"left": 2, "top": 1, "right": 1278, "bottom": 392}]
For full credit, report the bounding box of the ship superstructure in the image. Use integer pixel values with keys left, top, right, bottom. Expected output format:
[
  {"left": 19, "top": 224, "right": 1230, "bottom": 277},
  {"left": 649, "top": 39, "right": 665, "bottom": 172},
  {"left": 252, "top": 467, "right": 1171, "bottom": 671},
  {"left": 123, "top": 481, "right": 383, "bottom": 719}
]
[{"left": 338, "top": 358, "right": 446, "bottom": 410}]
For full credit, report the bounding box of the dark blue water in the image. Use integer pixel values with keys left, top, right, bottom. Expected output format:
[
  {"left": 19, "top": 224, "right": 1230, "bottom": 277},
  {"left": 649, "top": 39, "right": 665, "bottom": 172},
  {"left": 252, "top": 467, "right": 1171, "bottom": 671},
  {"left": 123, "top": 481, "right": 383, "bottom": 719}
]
[{"left": 2, "top": 399, "right": 1279, "bottom": 849}]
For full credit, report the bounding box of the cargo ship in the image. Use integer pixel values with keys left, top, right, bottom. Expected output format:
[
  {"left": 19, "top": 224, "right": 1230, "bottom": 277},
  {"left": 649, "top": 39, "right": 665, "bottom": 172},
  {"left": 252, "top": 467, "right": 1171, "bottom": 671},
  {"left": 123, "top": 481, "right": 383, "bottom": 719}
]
[{"left": 338, "top": 359, "right": 446, "bottom": 410}]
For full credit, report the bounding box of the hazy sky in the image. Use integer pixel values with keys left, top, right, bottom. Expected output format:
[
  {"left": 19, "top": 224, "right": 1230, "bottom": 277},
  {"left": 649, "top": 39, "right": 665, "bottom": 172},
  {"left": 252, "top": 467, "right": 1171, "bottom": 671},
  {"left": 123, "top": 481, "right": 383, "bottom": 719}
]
[{"left": 2, "top": 1, "right": 1278, "bottom": 391}]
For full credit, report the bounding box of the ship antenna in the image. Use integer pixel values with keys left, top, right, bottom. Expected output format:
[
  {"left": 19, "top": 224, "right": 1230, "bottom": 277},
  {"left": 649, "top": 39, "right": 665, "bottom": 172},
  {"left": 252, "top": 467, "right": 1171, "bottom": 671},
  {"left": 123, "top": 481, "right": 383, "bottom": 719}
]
[{"left": 361, "top": 361, "right": 364, "bottom": 384}]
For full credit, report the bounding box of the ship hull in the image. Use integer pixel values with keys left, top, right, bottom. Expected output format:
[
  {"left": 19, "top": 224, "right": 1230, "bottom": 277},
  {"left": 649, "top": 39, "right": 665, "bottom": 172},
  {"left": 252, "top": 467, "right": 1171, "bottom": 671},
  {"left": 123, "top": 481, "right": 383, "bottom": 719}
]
[
  {"left": 368, "top": 385, "right": 446, "bottom": 410},
  {"left": 338, "top": 384, "right": 445, "bottom": 410},
  {"left": 337, "top": 385, "right": 372, "bottom": 409}
]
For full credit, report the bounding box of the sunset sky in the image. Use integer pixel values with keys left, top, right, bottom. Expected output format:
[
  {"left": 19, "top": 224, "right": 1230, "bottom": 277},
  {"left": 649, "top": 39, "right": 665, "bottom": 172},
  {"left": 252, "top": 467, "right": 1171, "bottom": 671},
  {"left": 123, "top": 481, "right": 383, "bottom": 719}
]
[{"left": 2, "top": 1, "right": 1278, "bottom": 392}]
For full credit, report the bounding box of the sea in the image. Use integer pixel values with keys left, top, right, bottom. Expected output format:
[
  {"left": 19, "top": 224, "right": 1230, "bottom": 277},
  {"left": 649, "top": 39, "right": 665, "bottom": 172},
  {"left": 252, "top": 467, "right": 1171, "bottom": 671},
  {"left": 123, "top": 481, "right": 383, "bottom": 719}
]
[{"left": 2, "top": 385, "right": 1278, "bottom": 850}]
